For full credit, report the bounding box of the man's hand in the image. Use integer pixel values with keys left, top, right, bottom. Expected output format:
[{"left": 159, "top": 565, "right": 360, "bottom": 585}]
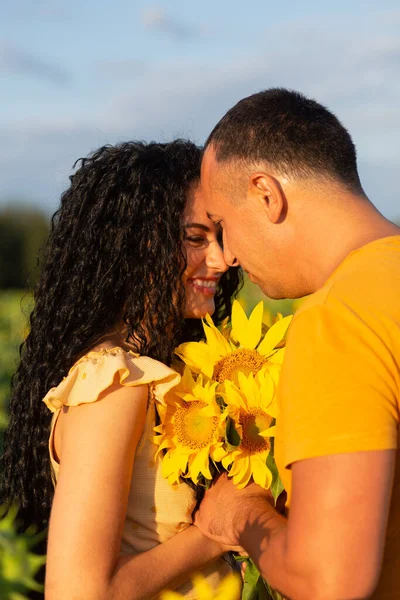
[{"left": 194, "top": 473, "right": 274, "bottom": 547}]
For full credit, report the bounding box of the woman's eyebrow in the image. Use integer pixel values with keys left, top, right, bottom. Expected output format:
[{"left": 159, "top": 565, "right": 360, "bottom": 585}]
[{"left": 184, "top": 222, "right": 210, "bottom": 232}]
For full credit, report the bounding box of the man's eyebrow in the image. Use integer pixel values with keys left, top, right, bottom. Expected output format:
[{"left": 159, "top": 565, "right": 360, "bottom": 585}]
[{"left": 184, "top": 222, "right": 210, "bottom": 232}]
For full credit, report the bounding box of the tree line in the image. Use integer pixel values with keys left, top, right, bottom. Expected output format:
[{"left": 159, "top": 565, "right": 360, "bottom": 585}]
[{"left": 0, "top": 206, "right": 49, "bottom": 289}]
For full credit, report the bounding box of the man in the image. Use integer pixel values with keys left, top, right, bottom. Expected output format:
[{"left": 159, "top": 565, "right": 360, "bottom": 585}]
[{"left": 195, "top": 88, "right": 400, "bottom": 599}]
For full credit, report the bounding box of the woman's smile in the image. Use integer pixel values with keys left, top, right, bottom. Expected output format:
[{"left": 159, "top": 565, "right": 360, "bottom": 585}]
[{"left": 187, "top": 276, "right": 220, "bottom": 296}]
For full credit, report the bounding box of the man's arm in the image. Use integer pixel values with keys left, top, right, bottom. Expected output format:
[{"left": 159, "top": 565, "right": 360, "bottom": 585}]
[{"left": 195, "top": 448, "right": 395, "bottom": 600}]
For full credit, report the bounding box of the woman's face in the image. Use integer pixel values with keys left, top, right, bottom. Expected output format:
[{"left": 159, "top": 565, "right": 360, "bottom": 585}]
[{"left": 183, "top": 183, "right": 229, "bottom": 319}]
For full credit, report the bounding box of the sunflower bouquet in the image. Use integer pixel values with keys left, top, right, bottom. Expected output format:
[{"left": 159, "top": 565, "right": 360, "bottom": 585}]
[{"left": 153, "top": 300, "right": 292, "bottom": 600}]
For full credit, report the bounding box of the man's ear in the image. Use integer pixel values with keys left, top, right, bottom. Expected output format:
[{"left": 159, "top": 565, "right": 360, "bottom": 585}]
[{"left": 249, "top": 173, "right": 286, "bottom": 224}]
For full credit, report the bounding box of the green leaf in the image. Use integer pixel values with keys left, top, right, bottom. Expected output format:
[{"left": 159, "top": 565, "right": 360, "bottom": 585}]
[
  {"left": 266, "top": 451, "right": 285, "bottom": 506},
  {"left": 216, "top": 394, "right": 227, "bottom": 409},
  {"left": 242, "top": 558, "right": 262, "bottom": 600},
  {"left": 225, "top": 416, "right": 241, "bottom": 452},
  {"left": 239, "top": 559, "right": 276, "bottom": 600},
  {"left": 203, "top": 478, "right": 213, "bottom": 490},
  {"left": 263, "top": 579, "right": 285, "bottom": 600},
  {"left": 0, "top": 504, "right": 46, "bottom": 597},
  {"left": 256, "top": 577, "right": 274, "bottom": 600}
]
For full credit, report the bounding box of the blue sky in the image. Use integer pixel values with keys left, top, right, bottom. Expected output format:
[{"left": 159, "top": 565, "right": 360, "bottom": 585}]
[{"left": 0, "top": 0, "right": 399, "bottom": 218}]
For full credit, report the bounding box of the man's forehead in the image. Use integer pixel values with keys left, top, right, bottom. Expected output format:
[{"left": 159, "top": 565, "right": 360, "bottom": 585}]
[{"left": 201, "top": 145, "right": 219, "bottom": 179}]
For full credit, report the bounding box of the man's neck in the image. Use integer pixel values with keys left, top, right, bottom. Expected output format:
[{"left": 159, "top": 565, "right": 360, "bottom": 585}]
[{"left": 300, "top": 195, "right": 400, "bottom": 293}]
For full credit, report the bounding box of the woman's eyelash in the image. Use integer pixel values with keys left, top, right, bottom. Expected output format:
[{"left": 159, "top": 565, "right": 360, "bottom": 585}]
[{"left": 186, "top": 236, "right": 204, "bottom": 242}]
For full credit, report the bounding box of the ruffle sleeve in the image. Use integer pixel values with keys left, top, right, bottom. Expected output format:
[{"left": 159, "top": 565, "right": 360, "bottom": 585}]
[{"left": 42, "top": 347, "right": 180, "bottom": 413}]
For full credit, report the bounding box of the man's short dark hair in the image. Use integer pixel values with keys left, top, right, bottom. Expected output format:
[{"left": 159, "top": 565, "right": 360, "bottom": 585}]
[{"left": 205, "top": 88, "right": 364, "bottom": 193}]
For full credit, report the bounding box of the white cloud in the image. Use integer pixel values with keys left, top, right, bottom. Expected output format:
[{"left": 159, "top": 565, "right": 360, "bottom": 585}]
[
  {"left": 140, "top": 5, "right": 204, "bottom": 40},
  {"left": 0, "top": 42, "right": 70, "bottom": 83}
]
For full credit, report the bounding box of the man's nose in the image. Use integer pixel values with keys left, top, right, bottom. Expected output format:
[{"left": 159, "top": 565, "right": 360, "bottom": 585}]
[
  {"left": 223, "top": 245, "right": 239, "bottom": 267},
  {"left": 222, "top": 231, "right": 239, "bottom": 267},
  {"left": 205, "top": 241, "right": 229, "bottom": 272}
]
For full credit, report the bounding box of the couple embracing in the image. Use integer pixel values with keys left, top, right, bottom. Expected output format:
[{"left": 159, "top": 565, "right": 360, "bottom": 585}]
[{"left": 2, "top": 88, "right": 399, "bottom": 600}]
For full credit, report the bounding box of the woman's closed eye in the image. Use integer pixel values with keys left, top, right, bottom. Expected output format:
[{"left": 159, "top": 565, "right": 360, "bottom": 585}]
[{"left": 184, "top": 235, "right": 208, "bottom": 248}]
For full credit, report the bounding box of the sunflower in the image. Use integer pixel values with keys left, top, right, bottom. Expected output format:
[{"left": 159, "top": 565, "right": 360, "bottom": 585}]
[
  {"left": 175, "top": 300, "right": 292, "bottom": 384},
  {"left": 221, "top": 369, "right": 278, "bottom": 490},
  {"left": 160, "top": 573, "right": 241, "bottom": 600},
  {"left": 153, "top": 367, "right": 227, "bottom": 485}
]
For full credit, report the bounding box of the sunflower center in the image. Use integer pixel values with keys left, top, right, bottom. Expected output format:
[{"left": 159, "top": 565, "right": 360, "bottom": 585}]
[
  {"left": 173, "top": 401, "right": 219, "bottom": 450},
  {"left": 239, "top": 409, "right": 272, "bottom": 452},
  {"left": 214, "top": 349, "right": 267, "bottom": 383}
]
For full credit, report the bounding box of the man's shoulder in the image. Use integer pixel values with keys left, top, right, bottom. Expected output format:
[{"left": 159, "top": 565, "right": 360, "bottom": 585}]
[{"left": 296, "top": 237, "right": 400, "bottom": 321}]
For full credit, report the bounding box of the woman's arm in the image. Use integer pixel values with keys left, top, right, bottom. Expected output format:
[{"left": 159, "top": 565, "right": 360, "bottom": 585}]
[
  {"left": 45, "top": 380, "right": 230, "bottom": 600},
  {"left": 109, "top": 524, "right": 227, "bottom": 600}
]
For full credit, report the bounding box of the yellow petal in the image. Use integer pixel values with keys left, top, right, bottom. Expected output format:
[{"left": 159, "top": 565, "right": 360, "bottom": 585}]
[
  {"left": 262, "top": 396, "right": 278, "bottom": 419},
  {"left": 161, "top": 449, "right": 188, "bottom": 480},
  {"left": 189, "top": 447, "right": 212, "bottom": 481},
  {"left": 258, "top": 372, "right": 276, "bottom": 406},
  {"left": 236, "top": 371, "right": 258, "bottom": 408},
  {"left": 222, "top": 453, "right": 234, "bottom": 469},
  {"left": 257, "top": 315, "right": 293, "bottom": 356},
  {"left": 250, "top": 454, "right": 272, "bottom": 490},
  {"left": 203, "top": 382, "right": 220, "bottom": 409},
  {"left": 211, "top": 444, "right": 228, "bottom": 462},
  {"left": 200, "top": 402, "right": 220, "bottom": 418},
  {"left": 160, "top": 591, "right": 184, "bottom": 600},
  {"left": 259, "top": 425, "right": 277, "bottom": 438},
  {"left": 232, "top": 300, "right": 262, "bottom": 349},
  {"left": 247, "top": 301, "right": 264, "bottom": 347},
  {"left": 175, "top": 342, "right": 215, "bottom": 378},
  {"left": 262, "top": 310, "right": 273, "bottom": 328},
  {"left": 204, "top": 313, "right": 232, "bottom": 356},
  {"left": 181, "top": 365, "right": 196, "bottom": 390},
  {"left": 167, "top": 472, "right": 181, "bottom": 486},
  {"left": 223, "top": 380, "right": 247, "bottom": 409},
  {"left": 156, "top": 403, "right": 167, "bottom": 420},
  {"left": 161, "top": 573, "right": 242, "bottom": 600},
  {"left": 214, "top": 573, "right": 242, "bottom": 600},
  {"left": 231, "top": 455, "right": 252, "bottom": 489},
  {"left": 154, "top": 438, "right": 170, "bottom": 460},
  {"left": 192, "top": 574, "right": 214, "bottom": 600}
]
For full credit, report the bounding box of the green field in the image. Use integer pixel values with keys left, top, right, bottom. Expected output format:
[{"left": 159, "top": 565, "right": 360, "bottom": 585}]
[
  {"left": 238, "top": 275, "right": 301, "bottom": 319},
  {"left": 0, "top": 292, "right": 33, "bottom": 433},
  {"left": 0, "top": 292, "right": 45, "bottom": 598}
]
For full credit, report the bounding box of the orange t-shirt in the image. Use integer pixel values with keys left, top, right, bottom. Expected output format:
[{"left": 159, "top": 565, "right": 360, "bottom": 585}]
[{"left": 275, "top": 236, "right": 400, "bottom": 600}]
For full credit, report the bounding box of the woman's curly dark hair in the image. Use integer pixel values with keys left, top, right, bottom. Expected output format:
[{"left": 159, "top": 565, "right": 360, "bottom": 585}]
[{"left": 1, "top": 139, "right": 242, "bottom": 530}]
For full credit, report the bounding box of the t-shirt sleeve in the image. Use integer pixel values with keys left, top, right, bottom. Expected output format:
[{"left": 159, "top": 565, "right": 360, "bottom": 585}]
[{"left": 279, "top": 300, "right": 399, "bottom": 469}]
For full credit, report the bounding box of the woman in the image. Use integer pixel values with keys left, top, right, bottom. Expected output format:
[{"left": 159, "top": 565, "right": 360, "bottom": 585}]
[{"left": 1, "top": 140, "right": 242, "bottom": 599}]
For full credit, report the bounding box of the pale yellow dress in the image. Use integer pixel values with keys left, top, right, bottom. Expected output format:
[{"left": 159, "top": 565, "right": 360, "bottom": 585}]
[{"left": 43, "top": 347, "right": 232, "bottom": 598}]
